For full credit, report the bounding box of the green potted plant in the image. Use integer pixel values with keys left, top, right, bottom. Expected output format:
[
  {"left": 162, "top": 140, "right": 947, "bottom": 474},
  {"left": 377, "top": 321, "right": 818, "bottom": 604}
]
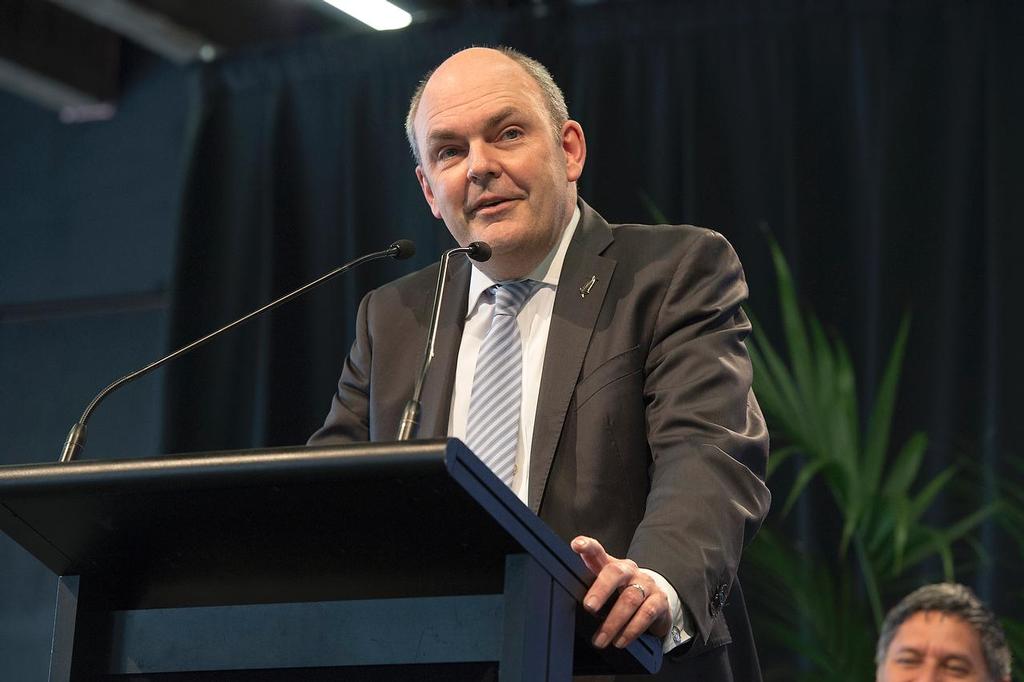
[{"left": 744, "top": 237, "right": 1000, "bottom": 680}]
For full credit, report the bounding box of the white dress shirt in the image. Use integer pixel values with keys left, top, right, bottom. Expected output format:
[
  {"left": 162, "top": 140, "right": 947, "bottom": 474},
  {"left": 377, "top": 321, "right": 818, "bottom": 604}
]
[{"left": 447, "top": 207, "right": 690, "bottom": 652}]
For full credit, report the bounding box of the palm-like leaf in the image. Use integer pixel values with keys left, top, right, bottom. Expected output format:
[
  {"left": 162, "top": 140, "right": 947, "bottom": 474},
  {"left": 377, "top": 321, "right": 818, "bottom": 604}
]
[
  {"left": 992, "top": 455, "right": 1024, "bottom": 681},
  {"left": 745, "top": 235, "right": 995, "bottom": 676},
  {"left": 1003, "top": 616, "right": 1024, "bottom": 682},
  {"left": 997, "top": 455, "right": 1024, "bottom": 553},
  {"left": 745, "top": 530, "right": 877, "bottom": 682}
]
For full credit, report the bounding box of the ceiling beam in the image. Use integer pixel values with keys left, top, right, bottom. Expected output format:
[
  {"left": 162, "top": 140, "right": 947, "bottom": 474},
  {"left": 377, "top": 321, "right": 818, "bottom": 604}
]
[
  {"left": 0, "top": 0, "right": 120, "bottom": 111},
  {"left": 48, "top": 0, "right": 220, "bottom": 64}
]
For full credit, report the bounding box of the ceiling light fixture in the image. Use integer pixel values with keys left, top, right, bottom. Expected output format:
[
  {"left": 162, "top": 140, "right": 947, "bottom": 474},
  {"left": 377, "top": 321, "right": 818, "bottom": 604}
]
[{"left": 320, "top": 0, "right": 412, "bottom": 31}]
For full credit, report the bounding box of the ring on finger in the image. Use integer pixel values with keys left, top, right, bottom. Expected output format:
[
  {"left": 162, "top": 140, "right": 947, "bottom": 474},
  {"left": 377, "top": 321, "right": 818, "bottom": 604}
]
[{"left": 626, "top": 582, "right": 647, "bottom": 600}]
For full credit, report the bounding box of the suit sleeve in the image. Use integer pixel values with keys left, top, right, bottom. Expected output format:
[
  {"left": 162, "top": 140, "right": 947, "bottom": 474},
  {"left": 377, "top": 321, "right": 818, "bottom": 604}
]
[
  {"left": 627, "top": 230, "right": 771, "bottom": 645},
  {"left": 307, "top": 289, "right": 374, "bottom": 445}
]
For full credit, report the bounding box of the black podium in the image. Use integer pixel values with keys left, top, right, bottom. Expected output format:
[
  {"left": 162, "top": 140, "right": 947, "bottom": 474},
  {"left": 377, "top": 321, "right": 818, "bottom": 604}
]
[{"left": 0, "top": 439, "right": 661, "bottom": 680}]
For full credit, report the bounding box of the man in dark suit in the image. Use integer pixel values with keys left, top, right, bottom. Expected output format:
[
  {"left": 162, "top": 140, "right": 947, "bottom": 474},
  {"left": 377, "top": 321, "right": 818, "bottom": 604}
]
[{"left": 310, "top": 46, "right": 770, "bottom": 680}]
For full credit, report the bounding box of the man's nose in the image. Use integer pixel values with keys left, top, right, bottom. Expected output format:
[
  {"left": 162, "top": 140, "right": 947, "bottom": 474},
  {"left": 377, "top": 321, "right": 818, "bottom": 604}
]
[{"left": 466, "top": 143, "right": 501, "bottom": 182}]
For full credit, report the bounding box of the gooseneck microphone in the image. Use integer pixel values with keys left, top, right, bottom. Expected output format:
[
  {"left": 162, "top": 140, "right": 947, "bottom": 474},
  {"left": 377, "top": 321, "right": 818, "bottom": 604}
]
[
  {"left": 396, "top": 241, "right": 491, "bottom": 441},
  {"left": 59, "top": 239, "right": 416, "bottom": 463}
]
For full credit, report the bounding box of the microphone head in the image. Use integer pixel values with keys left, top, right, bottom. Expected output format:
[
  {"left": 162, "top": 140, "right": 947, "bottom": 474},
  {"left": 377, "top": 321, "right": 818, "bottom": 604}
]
[
  {"left": 467, "top": 241, "right": 492, "bottom": 262},
  {"left": 389, "top": 239, "right": 416, "bottom": 260}
]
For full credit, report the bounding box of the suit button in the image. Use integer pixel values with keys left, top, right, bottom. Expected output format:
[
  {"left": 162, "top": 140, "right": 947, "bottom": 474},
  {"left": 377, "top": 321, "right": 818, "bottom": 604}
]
[{"left": 710, "top": 584, "right": 727, "bottom": 615}]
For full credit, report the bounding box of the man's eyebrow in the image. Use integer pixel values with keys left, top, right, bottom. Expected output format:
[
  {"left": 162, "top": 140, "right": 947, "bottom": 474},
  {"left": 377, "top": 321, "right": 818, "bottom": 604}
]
[
  {"left": 425, "top": 129, "right": 460, "bottom": 146},
  {"left": 425, "top": 107, "right": 523, "bottom": 147},
  {"left": 484, "top": 106, "right": 520, "bottom": 129}
]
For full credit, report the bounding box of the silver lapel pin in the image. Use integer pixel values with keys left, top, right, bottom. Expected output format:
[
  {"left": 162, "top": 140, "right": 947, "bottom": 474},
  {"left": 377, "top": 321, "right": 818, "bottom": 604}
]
[{"left": 579, "top": 275, "right": 597, "bottom": 298}]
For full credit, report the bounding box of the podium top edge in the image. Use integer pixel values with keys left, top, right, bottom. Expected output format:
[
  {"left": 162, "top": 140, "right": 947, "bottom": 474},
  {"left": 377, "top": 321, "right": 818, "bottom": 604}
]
[{"left": 0, "top": 439, "right": 455, "bottom": 490}]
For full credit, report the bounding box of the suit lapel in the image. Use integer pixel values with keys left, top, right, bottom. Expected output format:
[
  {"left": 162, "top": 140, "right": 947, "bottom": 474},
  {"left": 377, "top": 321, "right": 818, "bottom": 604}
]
[
  {"left": 417, "top": 255, "right": 470, "bottom": 438},
  {"left": 528, "top": 203, "right": 616, "bottom": 513}
]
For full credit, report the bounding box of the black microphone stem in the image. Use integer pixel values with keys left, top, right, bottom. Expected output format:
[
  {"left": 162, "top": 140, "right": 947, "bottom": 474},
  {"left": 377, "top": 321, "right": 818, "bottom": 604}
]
[
  {"left": 396, "top": 242, "right": 489, "bottom": 441},
  {"left": 60, "top": 240, "right": 414, "bottom": 463},
  {"left": 395, "top": 250, "right": 456, "bottom": 441}
]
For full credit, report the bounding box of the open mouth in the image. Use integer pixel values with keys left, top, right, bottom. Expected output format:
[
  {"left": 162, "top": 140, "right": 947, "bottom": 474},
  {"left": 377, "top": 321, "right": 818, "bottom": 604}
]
[{"left": 473, "top": 198, "right": 515, "bottom": 215}]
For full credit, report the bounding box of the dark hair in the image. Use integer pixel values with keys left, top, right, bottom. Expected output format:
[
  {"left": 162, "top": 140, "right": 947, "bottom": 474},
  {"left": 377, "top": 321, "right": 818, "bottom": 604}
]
[
  {"left": 404, "top": 46, "right": 568, "bottom": 164},
  {"left": 876, "top": 583, "right": 1011, "bottom": 680}
]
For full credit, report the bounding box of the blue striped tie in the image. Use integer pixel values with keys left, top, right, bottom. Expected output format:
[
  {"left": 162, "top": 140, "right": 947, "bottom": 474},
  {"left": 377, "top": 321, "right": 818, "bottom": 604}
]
[{"left": 465, "top": 280, "right": 537, "bottom": 485}]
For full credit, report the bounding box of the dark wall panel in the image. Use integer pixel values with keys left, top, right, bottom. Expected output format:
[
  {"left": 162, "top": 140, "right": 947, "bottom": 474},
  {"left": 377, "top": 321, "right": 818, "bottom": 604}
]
[
  {"left": 0, "top": 48, "right": 188, "bottom": 679},
  {"left": 0, "top": 49, "right": 184, "bottom": 305}
]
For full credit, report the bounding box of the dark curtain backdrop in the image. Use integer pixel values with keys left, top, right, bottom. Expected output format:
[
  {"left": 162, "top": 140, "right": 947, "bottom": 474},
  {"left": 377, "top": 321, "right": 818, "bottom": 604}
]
[{"left": 162, "top": 0, "right": 1023, "bottom": 628}]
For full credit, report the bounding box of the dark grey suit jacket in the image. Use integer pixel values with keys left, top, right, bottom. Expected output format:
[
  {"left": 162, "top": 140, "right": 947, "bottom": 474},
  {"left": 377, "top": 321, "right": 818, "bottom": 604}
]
[{"left": 310, "top": 199, "right": 771, "bottom": 681}]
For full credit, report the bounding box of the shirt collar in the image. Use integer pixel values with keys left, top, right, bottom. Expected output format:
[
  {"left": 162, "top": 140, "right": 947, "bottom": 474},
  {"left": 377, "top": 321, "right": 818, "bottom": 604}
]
[{"left": 466, "top": 205, "right": 581, "bottom": 316}]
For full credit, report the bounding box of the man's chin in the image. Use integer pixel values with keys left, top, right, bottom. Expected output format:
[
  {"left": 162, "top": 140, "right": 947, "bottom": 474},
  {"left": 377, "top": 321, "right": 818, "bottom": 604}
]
[{"left": 466, "top": 220, "right": 521, "bottom": 249}]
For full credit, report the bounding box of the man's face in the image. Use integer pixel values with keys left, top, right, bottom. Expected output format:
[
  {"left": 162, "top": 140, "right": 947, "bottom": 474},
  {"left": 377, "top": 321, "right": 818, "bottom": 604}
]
[
  {"left": 877, "top": 611, "right": 995, "bottom": 682},
  {"left": 413, "top": 48, "right": 585, "bottom": 280}
]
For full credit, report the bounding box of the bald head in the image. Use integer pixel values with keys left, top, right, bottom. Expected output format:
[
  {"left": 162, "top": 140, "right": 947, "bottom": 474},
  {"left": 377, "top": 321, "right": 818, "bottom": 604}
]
[
  {"left": 405, "top": 47, "right": 569, "bottom": 164},
  {"left": 406, "top": 45, "right": 586, "bottom": 280}
]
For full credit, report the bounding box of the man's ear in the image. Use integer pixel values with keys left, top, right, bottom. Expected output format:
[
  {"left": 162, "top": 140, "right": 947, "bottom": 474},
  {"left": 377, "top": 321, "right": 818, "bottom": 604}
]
[
  {"left": 562, "top": 120, "right": 587, "bottom": 183},
  {"left": 415, "top": 166, "right": 442, "bottom": 219}
]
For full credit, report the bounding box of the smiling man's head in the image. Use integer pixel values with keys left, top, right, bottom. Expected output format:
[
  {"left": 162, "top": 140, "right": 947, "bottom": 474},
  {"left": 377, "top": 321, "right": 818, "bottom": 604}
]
[
  {"left": 406, "top": 47, "right": 586, "bottom": 280},
  {"left": 876, "top": 583, "right": 1011, "bottom": 682}
]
